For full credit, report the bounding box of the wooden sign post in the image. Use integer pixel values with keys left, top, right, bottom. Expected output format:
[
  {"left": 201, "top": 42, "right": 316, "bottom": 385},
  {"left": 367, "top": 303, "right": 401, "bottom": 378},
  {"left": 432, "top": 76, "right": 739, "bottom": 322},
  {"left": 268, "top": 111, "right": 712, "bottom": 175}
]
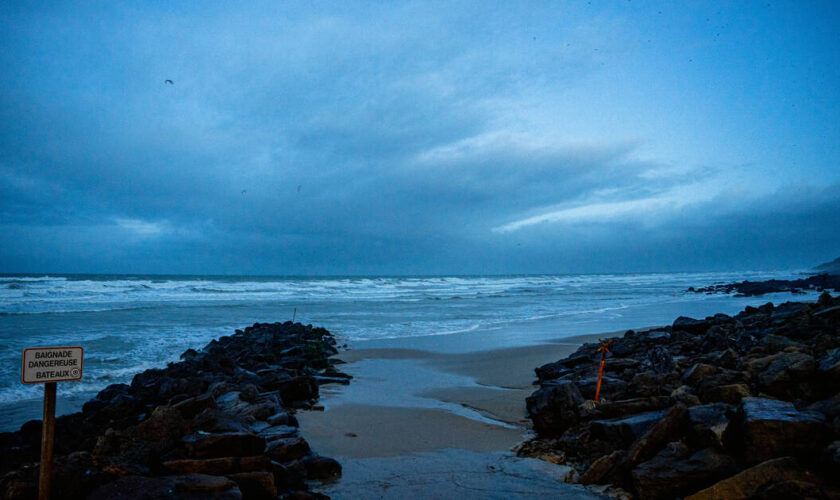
[{"left": 21, "top": 346, "right": 84, "bottom": 500}]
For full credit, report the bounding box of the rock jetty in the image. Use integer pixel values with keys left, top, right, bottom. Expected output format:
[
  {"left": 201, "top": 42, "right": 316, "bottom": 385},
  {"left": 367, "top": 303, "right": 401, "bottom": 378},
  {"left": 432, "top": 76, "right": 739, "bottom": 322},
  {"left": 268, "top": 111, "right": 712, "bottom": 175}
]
[
  {"left": 518, "top": 292, "right": 840, "bottom": 499},
  {"left": 0, "top": 322, "right": 350, "bottom": 499},
  {"left": 689, "top": 273, "right": 840, "bottom": 297}
]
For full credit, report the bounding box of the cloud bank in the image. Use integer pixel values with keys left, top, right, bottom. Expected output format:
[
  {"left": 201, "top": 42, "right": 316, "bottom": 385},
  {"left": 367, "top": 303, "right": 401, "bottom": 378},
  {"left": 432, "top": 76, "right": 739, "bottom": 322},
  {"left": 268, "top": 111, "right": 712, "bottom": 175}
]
[{"left": 1, "top": 2, "right": 838, "bottom": 274}]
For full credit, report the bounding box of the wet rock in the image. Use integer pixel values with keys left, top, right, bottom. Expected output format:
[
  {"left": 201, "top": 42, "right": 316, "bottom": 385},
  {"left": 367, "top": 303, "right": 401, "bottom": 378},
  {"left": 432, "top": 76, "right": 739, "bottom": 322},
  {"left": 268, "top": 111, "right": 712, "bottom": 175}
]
[
  {"left": 686, "top": 403, "right": 729, "bottom": 450},
  {"left": 632, "top": 448, "right": 737, "bottom": 500},
  {"left": 193, "top": 408, "right": 249, "bottom": 434},
  {"left": 50, "top": 451, "right": 112, "bottom": 499},
  {"left": 301, "top": 455, "right": 342, "bottom": 479},
  {"left": 87, "top": 474, "right": 242, "bottom": 500},
  {"left": 682, "top": 363, "right": 718, "bottom": 386},
  {"left": 229, "top": 471, "right": 277, "bottom": 500},
  {"left": 822, "top": 441, "right": 840, "bottom": 475},
  {"left": 626, "top": 405, "right": 689, "bottom": 465},
  {"left": 161, "top": 456, "right": 272, "bottom": 475},
  {"left": 271, "top": 460, "right": 306, "bottom": 491},
  {"left": 579, "top": 451, "right": 623, "bottom": 485},
  {"left": 266, "top": 411, "right": 298, "bottom": 428},
  {"left": 215, "top": 392, "right": 252, "bottom": 415},
  {"left": 265, "top": 437, "right": 310, "bottom": 463},
  {"left": 258, "top": 425, "right": 298, "bottom": 442},
  {"left": 670, "top": 385, "right": 701, "bottom": 407},
  {"left": 1, "top": 321, "right": 349, "bottom": 498},
  {"left": 751, "top": 352, "right": 815, "bottom": 398},
  {"left": 275, "top": 376, "right": 319, "bottom": 403},
  {"left": 133, "top": 406, "right": 190, "bottom": 447},
  {"left": 701, "top": 383, "right": 750, "bottom": 405},
  {"left": 526, "top": 381, "right": 585, "bottom": 435},
  {"left": 818, "top": 348, "right": 840, "bottom": 378},
  {"left": 603, "top": 358, "right": 640, "bottom": 373},
  {"left": 807, "top": 395, "right": 840, "bottom": 420},
  {"left": 590, "top": 411, "right": 666, "bottom": 448},
  {"left": 183, "top": 432, "right": 265, "bottom": 459},
  {"left": 576, "top": 376, "right": 628, "bottom": 401},
  {"left": 641, "top": 347, "right": 674, "bottom": 374},
  {"left": 673, "top": 317, "right": 710, "bottom": 335},
  {"left": 641, "top": 330, "right": 671, "bottom": 342},
  {"left": 521, "top": 296, "right": 840, "bottom": 497},
  {"left": 685, "top": 457, "right": 819, "bottom": 500},
  {"left": 724, "top": 397, "right": 831, "bottom": 464},
  {"left": 752, "top": 480, "right": 829, "bottom": 500},
  {"left": 713, "top": 348, "right": 740, "bottom": 370},
  {"left": 173, "top": 394, "right": 217, "bottom": 418},
  {"left": 595, "top": 397, "right": 674, "bottom": 419},
  {"left": 239, "top": 384, "right": 259, "bottom": 403},
  {"left": 313, "top": 375, "right": 351, "bottom": 386}
]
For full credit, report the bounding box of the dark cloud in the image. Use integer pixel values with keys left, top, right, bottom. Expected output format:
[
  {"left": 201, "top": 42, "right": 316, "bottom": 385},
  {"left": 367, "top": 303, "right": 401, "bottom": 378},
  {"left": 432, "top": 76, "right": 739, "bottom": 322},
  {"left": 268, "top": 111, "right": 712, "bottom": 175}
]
[{"left": 1, "top": 2, "right": 838, "bottom": 274}]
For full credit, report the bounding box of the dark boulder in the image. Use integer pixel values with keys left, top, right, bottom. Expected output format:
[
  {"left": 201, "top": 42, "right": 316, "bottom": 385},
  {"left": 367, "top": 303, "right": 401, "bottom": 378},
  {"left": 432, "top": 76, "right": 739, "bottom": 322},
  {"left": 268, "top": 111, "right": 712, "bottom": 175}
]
[
  {"left": 579, "top": 450, "right": 623, "bottom": 485},
  {"left": 87, "top": 474, "right": 242, "bottom": 500},
  {"left": 701, "top": 383, "right": 750, "bottom": 405},
  {"left": 632, "top": 448, "right": 737, "bottom": 500},
  {"left": 751, "top": 352, "right": 816, "bottom": 399},
  {"left": 673, "top": 317, "right": 710, "bottom": 335},
  {"left": 685, "top": 456, "right": 821, "bottom": 500},
  {"left": 590, "top": 410, "right": 666, "bottom": 448},
  {"left": 161, "top": 456, "right": 272, "bottom": 475},
  {"left": 258, "top": 425, "right": 298, "bottom": 442},
  {"left": 723, "top": 397, "right": 831, "bottom": 465},
  {"left": 301, "top": 455, "right": 342, "bottom": 479},
  {"left": 682, "top": 363, "right": 718, "bottom": 386},
  {"left": 576, "top": 376, "right": 628, "bottom": 401},
  {"left": 686, "top": 403, "right": 730, "bottom": 450},
  {"left": 641, "top": 346, "right": 674, "bottom": 375},
  {"left": 182, "top": 432, "right": 265, "bottom": 459},
  {"left": 752, "top": 479, "right": 831, "bottom": 499},
  {"left": 228, "top": 471, "right": 277, "bottom": 500},
  {"left": 626, "top": 405, "right": 689, "bottom": 465},
  {"left": 595, "top": 397, "right": 674, "bottom": 419},
  {"left": 132, "top": 406, "right": 191, "bottom": 447},
  {"left": 265, "top": 437, "right": 310, "bottom": 463},
  {"left": 526, "top": 381, "right": 585, "bottom": 435},
  {"left": 193, "top": 409, "right": 249, "bottom": 434},
  {"left": 817, "top": 348, "right": 840, "bottom": 379},
  {"left": 173, "top": 394, "right": 217, "bottom": 419}
]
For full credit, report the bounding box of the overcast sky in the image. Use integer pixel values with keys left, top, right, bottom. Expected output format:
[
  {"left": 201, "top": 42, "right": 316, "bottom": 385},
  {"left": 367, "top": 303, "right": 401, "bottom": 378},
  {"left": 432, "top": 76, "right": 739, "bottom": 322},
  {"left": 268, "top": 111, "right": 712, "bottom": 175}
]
[{"left": 1, "top": 1, "right": 839, "bottom": 275}]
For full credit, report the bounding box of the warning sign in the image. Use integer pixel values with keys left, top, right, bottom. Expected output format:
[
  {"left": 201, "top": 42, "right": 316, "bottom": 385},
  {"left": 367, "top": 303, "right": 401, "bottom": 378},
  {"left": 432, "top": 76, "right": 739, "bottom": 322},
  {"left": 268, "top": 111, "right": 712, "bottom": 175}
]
[{"left": 21, "top": 347, "right": 84, "bottom": 384}]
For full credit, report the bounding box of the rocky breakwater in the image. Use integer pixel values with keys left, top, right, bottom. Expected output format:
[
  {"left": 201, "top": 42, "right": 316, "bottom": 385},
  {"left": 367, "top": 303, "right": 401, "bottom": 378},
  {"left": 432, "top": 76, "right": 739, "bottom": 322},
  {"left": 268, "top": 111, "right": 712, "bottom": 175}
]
[
  {"left": 689, "top": 273, "right": 840, "bottom": 297},
  {"left": 517, "top": 292, "right": 840, "bottom": 499},
  {"left": 0, "top": 322, "right": 351, "bottom": 499}
]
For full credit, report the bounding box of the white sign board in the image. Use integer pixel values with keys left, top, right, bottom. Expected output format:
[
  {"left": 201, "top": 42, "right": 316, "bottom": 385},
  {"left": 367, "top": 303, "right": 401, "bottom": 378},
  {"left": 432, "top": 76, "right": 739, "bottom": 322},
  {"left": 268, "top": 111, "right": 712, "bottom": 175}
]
[{"left": 21, "top": 346, "right": 84, "bottom": 384}]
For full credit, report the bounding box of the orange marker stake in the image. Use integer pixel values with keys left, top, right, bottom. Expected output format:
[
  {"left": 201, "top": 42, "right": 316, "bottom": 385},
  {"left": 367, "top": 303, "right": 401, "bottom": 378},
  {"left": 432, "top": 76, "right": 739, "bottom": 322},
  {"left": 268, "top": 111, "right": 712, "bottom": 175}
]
[{"left": 594, "top": 338, "right": 614, "bottom": 404}]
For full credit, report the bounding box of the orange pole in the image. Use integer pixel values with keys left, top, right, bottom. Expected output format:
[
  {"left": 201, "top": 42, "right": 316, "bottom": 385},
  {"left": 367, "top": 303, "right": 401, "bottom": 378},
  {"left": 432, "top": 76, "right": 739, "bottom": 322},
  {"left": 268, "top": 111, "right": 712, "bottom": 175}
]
[
  {"left": 594, "top": 352, "right": 606, "bottom": 403},
  {"left": 593, "top": 338, "right": 613, "bottom": 404}
]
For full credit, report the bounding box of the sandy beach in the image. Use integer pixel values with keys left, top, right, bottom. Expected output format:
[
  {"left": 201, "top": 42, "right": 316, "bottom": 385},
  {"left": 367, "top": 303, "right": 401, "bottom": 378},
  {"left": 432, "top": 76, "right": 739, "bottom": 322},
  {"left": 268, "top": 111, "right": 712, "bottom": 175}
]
[{"left": 296, "top": 329, "right": 629, "bottom": 497}]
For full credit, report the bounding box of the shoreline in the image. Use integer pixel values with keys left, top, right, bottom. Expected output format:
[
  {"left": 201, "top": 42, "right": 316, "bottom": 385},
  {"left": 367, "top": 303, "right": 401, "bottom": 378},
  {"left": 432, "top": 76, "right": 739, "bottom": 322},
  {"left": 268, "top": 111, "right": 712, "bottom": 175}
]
[{"left": 295, "top": 329, "right": 637, "bottom": 497}]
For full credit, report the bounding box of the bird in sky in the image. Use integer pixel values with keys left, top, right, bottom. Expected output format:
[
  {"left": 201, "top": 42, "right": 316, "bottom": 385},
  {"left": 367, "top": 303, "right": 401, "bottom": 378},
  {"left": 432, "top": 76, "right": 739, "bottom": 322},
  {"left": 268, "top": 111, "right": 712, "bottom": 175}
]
[
  {"left": 165, "top": 80, "right": 174, "bottom": 85},
  {"left": 241, "top": 189, "right": 247, "bottom": 195}
]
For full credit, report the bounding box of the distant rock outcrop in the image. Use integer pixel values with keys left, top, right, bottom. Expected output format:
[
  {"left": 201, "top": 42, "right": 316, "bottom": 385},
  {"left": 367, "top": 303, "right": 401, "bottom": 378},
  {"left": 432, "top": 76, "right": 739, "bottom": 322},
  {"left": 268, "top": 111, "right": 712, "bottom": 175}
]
[
  {"left": 815, "top": 256, "right": 840, "bottom": 276},
  {"left": 518, "top": 293, "right": 840, "bottom": 499},
  {"left": 688, "top": 273, "right": 840, "bottom": 297},
  {"left": 0, "top": 322, "right": 350, "bottom": 499}
]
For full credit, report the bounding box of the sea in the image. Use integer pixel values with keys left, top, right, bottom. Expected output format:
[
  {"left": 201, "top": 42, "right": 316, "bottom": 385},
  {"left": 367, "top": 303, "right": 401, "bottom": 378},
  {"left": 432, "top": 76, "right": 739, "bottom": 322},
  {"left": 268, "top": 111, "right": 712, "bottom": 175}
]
[{"left": 0, "top": 271, "right": 821, "bottom": 430}]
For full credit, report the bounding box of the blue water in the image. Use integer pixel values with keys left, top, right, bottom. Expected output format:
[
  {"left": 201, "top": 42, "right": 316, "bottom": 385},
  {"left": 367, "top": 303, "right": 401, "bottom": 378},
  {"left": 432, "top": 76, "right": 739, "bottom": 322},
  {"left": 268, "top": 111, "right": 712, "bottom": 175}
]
[{"left": 0, "top": 271, "right": 819, "bottom": 430}]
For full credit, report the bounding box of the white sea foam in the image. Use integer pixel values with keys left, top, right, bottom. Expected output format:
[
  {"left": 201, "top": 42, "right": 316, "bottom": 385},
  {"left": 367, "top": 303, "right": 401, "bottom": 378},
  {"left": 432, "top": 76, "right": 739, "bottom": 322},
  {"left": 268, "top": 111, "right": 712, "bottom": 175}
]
[{"left": 0, "top": 270, "right": 812, "bottom": 423}]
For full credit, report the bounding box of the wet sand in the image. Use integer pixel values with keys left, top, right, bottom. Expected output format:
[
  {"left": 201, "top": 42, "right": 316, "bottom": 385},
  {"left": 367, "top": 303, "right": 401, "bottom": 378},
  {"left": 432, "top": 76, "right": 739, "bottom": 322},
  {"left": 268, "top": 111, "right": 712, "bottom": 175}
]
[{"left": 296, "top": 329, "right": 635, "bottom": 498}]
